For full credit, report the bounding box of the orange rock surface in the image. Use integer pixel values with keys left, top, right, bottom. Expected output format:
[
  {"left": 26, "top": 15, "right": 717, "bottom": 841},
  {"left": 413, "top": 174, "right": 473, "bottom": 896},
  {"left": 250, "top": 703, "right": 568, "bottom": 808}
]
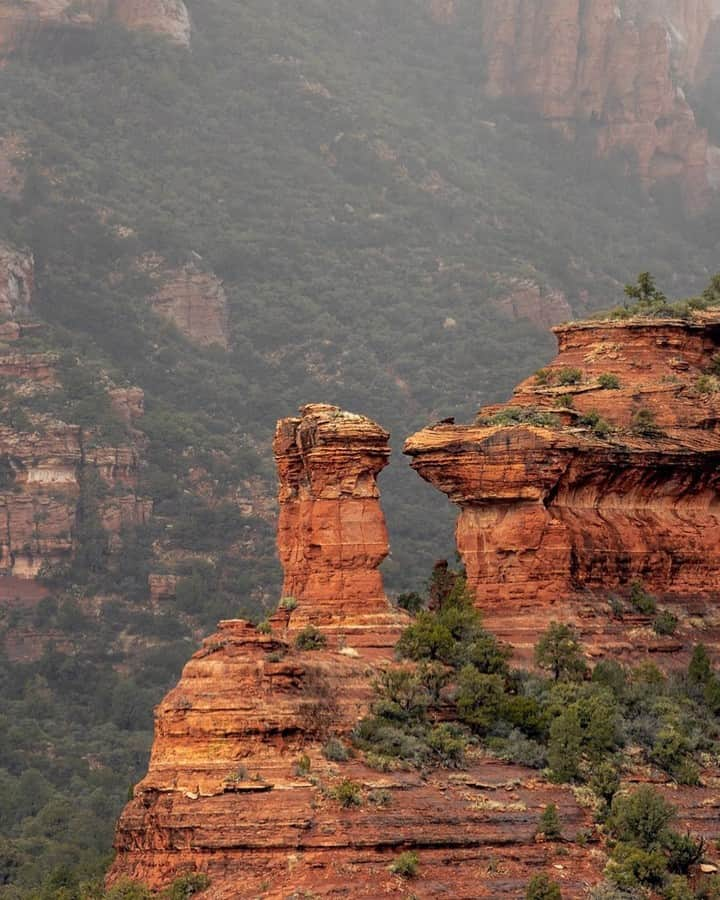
[
  {"left": 273, "top": 403, "right": 401, "bottom": 640},
  {"left": 477, "top": 0, "right": 720, "bottom": 207},
  {"left": 405, "top": 311, "right": 720, "bottom": 614}
]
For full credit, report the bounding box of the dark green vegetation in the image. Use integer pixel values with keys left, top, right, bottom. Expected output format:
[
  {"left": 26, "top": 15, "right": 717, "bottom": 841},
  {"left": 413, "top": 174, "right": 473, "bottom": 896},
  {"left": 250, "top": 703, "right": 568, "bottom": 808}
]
[
  {"left": 356, "top": 568, "right": 720, "bottom": 791},
  {"left": 0, "top": 0, "right": 719, "bottom": 893}
]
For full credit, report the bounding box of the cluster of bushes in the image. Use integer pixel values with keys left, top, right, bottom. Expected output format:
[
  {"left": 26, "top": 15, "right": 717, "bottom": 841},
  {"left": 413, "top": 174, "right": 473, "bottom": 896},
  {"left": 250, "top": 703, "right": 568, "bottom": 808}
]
[
  {"left": 356, "top": 570, "right": 720, "bottom": 795},
  {"left": 604, "top": 273, "right": 720, "bottom": 320}
]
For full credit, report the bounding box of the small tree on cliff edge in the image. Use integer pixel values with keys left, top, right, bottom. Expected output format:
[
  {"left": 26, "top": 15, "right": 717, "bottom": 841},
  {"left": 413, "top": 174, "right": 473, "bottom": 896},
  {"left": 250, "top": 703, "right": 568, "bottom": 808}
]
[
  {"left": 534, "top": 623, "right": 587, "bottom": 682},
  {"left": 624, "top": 272, "right": 667, "bottom": 312}
]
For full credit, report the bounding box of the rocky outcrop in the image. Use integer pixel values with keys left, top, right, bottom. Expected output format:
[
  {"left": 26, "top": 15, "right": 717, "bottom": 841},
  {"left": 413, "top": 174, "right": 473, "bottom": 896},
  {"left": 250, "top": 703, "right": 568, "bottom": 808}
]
[
  {"left": 477, "top": 0, "right": 720, "bottom": 207},
  {"left": 107, "top": 618, "right": 606, "bottom": 899},
  {"left": 405, "top": 311, "right": 720, "bottom": 613},
  {"left": 0, "top": 244, "right": 33, "bottom": 321},
  {"left": 492, "top": 278, "right": 573, "bottom": 329},
  {"left": 145, "top": 258, "right": 229, "bottom": 349},
  {"left": 273, "top": 403, "right": 402, "bottom": 640},
  {"left": 0, "top": 0, "right": 190, "bottom": 53}
]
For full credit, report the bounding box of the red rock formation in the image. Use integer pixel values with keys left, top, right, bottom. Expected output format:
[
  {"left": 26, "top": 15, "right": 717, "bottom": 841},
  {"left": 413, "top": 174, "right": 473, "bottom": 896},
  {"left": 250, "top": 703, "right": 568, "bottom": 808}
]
[
  {"left": 273, "top": 403, "right": 398, "bottom": 636},
  {"left": 109, "top": 387, "right": 145, "bottom": 425},
  {"left": 0, "top": 243, "right": 33, "bottom": 321},
  {"left": 108, "top": 620, "right": 608, "bottom": 899},
  {"left": 145, "top": 258, "right": 229, "bottom": 349},
  {"left": 405, "top": 311, "right": 720, "bottom": 612},
  {"left": 0, "top": 0, "right": 190, "bottom": 52},
  {"left": 477, "top": 0, "right": 720, "bottom": 207}
]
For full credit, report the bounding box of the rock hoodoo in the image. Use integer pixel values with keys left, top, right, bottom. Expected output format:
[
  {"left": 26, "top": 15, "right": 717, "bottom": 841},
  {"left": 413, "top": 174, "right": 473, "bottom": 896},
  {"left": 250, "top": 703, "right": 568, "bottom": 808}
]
[
  {"left": 476, "top": 0, "right": 720, "bottom": 207},
  {"left": 405, "top": 311, "right": 720, "bottom": 612},
  {"left": 273, "top": 403, "right": 397, "bottom": 636}
]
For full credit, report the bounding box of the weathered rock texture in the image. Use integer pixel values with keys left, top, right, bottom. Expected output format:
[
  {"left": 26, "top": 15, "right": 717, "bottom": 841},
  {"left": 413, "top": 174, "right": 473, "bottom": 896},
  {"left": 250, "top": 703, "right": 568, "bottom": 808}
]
[
  {"left": 0, "top": 243, "right": 33, "bottom": 321},
  {"left": 145, "top": 259, "right": 230, "bottom": 349},
  {"left": 0, "top": 342, "right": 150, "bottom": 578},
  {"left": 109, "top": 618, "right": 610, "bottom": 899},
  {"left": 273, "top": 403, "right": 401, "bottom": 639},
  {"left": 405, "top": 311, "right": 720, "bottom": 613},
  {"left": 0, "top": 0, "right": 190, "bottom": 53},
  {"left": 492, "top": 277, "right": 573, "bottom": 329},
  {"left": 477, "top": 0, "right": 720, "bottom": 207}
]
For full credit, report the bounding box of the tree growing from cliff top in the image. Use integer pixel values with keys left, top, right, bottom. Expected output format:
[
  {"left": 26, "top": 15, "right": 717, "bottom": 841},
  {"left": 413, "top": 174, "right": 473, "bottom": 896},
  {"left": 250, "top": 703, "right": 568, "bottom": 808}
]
[
  {"left": 534, "top": 623, "right": 587, "bottom": 681},
  {"left": 624, "top": 272, "right": 667, "bottom": 311}
]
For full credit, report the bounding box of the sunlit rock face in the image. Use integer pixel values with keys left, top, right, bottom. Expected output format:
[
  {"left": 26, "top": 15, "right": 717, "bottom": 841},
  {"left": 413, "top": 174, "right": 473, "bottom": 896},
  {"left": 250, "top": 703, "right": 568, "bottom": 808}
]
[{"left": 405, "top": 312, "right": 720, "bottom": 607}]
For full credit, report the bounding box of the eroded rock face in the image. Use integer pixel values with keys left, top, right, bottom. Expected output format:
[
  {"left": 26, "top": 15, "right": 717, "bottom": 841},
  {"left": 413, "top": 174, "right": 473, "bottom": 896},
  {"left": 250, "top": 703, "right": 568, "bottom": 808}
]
[
  {"left": 273, "top": 403, "right": 396, "bottom": 634},
  {"left": 0, "top": 244, "right": 33, "bottom": 321},
  {"left": 145, "top": 259, "right": 230, "bottom": 349},
  {"left": 0, "top": 0, "right": 190, "bottom": 53},
  {"left": 108, "top": 619, "right": 607, "bottom": 898},
  {"left": 405, "top": 312, "right": 720, "bottom": 609},
  {"left": 492, "top": 278, "right": 573, "bottom": 329},
  {"left": 477, "top": 0, "right": 720, "bottom": 207}
]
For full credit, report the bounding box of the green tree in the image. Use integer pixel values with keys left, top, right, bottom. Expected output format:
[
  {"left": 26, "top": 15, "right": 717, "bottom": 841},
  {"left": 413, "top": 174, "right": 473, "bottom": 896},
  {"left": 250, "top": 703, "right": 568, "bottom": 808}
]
[
  {"left": 455, "top": 666, "right": 506, "bottom": 735},
  {"left": 534, "top": 623, "right": 587, "bottom": 681},
  {"left": 624, "top": 272, "right": 667, "bottom": 309},
  {"left": 547, "top": 706, "right": 582, "bottom": 782},
  {"left": 607, "top": 786, "right": 676, "bottom": 850},
  {"left": 689, "top": 644, "right": 713, "bottom": 686},
  {"left": 537, "top": 803, "right": 562, "bottom": 841}
]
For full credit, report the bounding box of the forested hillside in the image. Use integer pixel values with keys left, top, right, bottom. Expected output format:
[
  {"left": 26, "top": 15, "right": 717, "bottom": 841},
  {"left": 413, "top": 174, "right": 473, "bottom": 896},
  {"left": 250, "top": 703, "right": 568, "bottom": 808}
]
[{"left": 0, "top": 0, "right": 719, "bottom": 894}]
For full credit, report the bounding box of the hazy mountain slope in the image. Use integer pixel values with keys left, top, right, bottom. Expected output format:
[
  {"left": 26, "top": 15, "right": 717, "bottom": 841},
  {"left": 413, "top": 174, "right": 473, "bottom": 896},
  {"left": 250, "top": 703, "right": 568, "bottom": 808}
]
[{"left": 0, "top": 0, "right": 719, "bottom": 893}]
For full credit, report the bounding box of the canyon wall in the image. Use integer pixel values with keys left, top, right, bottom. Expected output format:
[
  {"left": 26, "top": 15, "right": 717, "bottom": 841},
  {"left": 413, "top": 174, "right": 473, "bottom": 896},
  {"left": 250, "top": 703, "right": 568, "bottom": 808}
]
[
  {"left": 0, "top": 0, "right": 190, "bottom": 53},
  {"left": 474, "top": 0, "right": 720, "bottom": 207},
  {"left": 405, "top": 312, "right": 720, "bottom": 616}
]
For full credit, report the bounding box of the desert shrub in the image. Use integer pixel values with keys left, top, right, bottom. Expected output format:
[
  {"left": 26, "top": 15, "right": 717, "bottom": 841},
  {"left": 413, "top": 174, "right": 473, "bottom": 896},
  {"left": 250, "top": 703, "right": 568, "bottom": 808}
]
[
  {"left": 256, "top": 620, "right": 271, "bottom": 634},
  {"left": 688, "top": 645, "right": 713, "bottom": 686},
  {"left": 696, "top": 375, "right": 720, "bottom": 395},
  {"left": 605, "top": 843, "right": 668, "bottom": 890},
  {"left": 663, "top": 876, "right": 696, "bottom": 900},
  {"left": 653, "top": 611, "right": 678, "bottom": 636},
  {"left": 367, "top": 788, "right": 392, "bottom": 806},
  {"left": 557, "top": 367, "right": 582, "bottom": 385},
  {"left": 631, "top": 408, "right": 661, "bottom": 437},
  {"left": 589, "top": 761, "right": 621, "bottom": 809},
  {"left": 666, "top": 831, "right": 705, "bottom": 874},
  {"left": 629, "top": 581, "right": 656, "bottom": 615},
  {"left": 534, "top": 623, "right": 587, "bottom": 681},
  {"left": 455, "top": 667, "right": 506, "bottom": 735},
  {"left": 535, "top": 369, "right": 553, "bottom": 386},
  {"left": 607, "top": 787, "right": 676, "bottom": 849},
  {"left": 332, "top": 779, "right": 362, "bottom": 808},
  {"left": 396, "top": 591, "right": 424, "bottom": 614},
  {"left": 426, "top": 723, "right": 467, "bottom": 767},
  {"left": 294, "top": 754, "right": 311, "bottom": 776},
  {"left": 295, "top": 626, "right": 327, "bottom": 651},
  {"left": 161, "top": 873, "right": 211, "bottom": 899},
  {"left": 526, "top": 873, "right": 563, "bottom": 900},
  {"left": 554, "top": 394, "right": 575, "bottom": 408},
  {"left": 537, "top": 803, "right": 562, "bottom": 841},
  {"left": 390, "top": 851, "right": 419, "bottom": 878},
  {"left": 608, "top": 596, "right": 625, "bottom": 619},
  {"left": 598, "top": 373, "right": 621, "bottom": 389},
  {"left": 279, "top": 596, "right": 297, "bottom": 611},
  {"left": 322, "top": 738, "right": 349, "bottom": 762},
  {"left": 492, "top": 728, "right": 546, "bottom": 768}
]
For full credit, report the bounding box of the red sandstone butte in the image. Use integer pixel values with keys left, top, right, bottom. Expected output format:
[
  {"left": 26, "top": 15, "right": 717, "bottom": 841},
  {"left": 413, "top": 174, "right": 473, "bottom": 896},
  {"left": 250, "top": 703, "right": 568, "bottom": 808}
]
[
  {"left": 273, "top": 403, "right": 401, "bottom": 639},
  {"left": 405, "top": 311, "right": 720, "bottom": 612}
]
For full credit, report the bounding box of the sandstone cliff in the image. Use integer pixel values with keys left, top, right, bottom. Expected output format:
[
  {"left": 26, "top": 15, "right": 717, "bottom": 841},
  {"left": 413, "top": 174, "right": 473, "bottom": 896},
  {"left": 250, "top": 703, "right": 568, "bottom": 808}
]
[
  {"left": 0, "top": 243, "right": 33, "bottom": 321},
  {"left": 0, "top": 0, "right": 190, "bottom": 53},
  {"left": 405, "top": 311, "right": 720, "bottom": 627},
  {"left": 476, "top": 0, "right": 720, "bottom": 207},
  {"left": 144, "top": 258, "right": 230, "bottom": 349}
]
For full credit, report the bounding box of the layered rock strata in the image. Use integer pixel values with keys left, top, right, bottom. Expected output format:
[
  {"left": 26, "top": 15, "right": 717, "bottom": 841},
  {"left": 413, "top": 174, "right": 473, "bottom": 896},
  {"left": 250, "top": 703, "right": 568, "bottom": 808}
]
[
  {"left": 108, "top": 618, "right": 607, "bottom": 899},
  {"left": 477, "top": 0, "right": 720, "bottom": 207},
  {"left": 0, "top": 0, "right": 190, "bottom": 52},
  {"left": 405, "top": 311, "right": 720, "bottom": 613},
  {"left": 273, "top": 403, "right": 401, "bottom": 640},
  {"left": 145, "top": 259, "right": 230, "bottom": 349}
]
